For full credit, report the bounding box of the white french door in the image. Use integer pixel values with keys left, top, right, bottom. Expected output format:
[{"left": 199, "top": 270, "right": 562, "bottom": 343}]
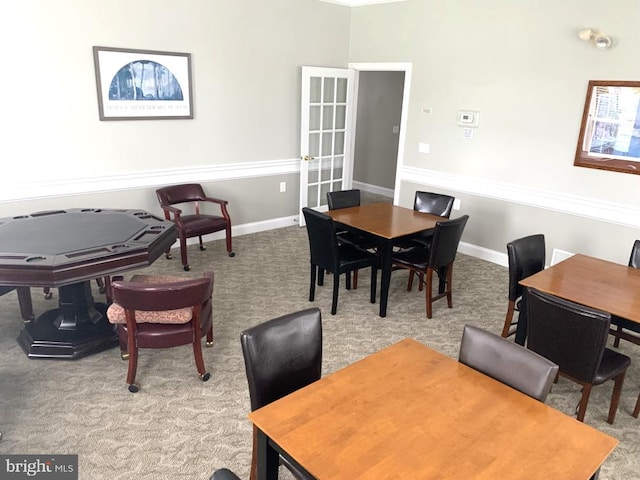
[{"left": 299, "top": 66, "right": 355, "bottom": 225}]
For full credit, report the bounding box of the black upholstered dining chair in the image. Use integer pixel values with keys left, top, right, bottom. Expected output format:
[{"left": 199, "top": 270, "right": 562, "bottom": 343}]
[
  {"left": 501, "top": 234, "right": 546, "bottom": 340},
  {"left": 610, "top": 239, "right": 640, "bottom": 347},
  {"left": 413, "top": 191, "right": 456, "bottom": 218},
  {"left": 210, "top": 469, "right": 242, "bottom": 480},
  {"left": 326, "top": 188, "right": 361, "bottom": 211},
  {"left": 391, "top": 215, "right": 469, "bottom": 318},
  {"left": 394, "top": 191, "right": 456, "bottom": 251},
  {"left": 459, "top": 324, "right": 558, "bottom": 402},
  {"left": 241, "top": 308, "right": 322, "bottom": 480},
  {"left": 326, "top": 189, "right": 379, "bottom": 289},
  {"left": 526, "top": 288, "right": 631, "bottom": 424},
  {"left": 302, "top": 207, "right": 378, "bottom": 315},
  {"left": 156, "top": 183, "right": 234, "bottom": 271},
  {"left": 107, "top": 273, "right": 214, "bottom": 393}
]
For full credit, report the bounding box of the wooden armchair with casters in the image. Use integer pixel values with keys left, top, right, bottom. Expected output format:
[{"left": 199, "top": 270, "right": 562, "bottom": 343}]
[
  {"left": 526, "top": 288, "right": 631, "bottom": 424},
  {"left": 459, "top": 324, "right": 558, "bottom": 402},
  {"left": 156, "top": 183, "right": 234, "bottom": 271},
  {"left": 106, "top": 272, "right": 214, "bottom": 393},
  {"left": 241, "top": 308, "right": 322, "bottom": 480}
]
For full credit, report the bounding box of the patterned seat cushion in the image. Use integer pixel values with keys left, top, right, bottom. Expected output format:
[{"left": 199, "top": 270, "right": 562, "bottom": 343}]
[{"left": 107, "top": 275, "right": 193, "bottom": 325}]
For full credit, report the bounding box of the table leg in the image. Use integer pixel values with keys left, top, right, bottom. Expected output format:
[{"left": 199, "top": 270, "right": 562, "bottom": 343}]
[
  {"left": 256, "top": 428, "right": 280, "bottom": 480},
  {"left": 16, "top": 281, "right": 117, "bottom": 359},
  {"left": 379, "top": 240, "right": 393, "bottom": 317}
]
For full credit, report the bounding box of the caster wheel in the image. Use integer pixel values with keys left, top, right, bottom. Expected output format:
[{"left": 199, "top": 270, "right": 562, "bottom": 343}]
[
  {"left": 166, "top": 253, "right": 173, "bottom": 260},
  {"left": 44, "top": 292, "right": 53, "bottom": 300},
  {"left": 199, "top": 245, "right": 207, "bottom": 251},
  {"left": 128, "top": 383, "right": 139, "bottom": 393},
  {"left": 206, "top": 341, "right": 213, "bottom": 347},
  {"left": 200, "top": 372, "right": 211, "bottom": 382},
  {"left": 120, "top": 352, "right": 129, "bottom": 361},
  {"left": 229, "top": 251, "right": 236, "bottom": 257},
  {"left": 99, "top": 286, "right": 106, "bottom": 294},
  {"left": 184, "top": 265, "right": 191, "bottom": 272}
]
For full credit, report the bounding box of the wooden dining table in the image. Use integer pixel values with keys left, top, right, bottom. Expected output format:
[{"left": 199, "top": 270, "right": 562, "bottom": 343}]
[
  {"left": 248, "top": 338, "right": 617, "bottom": 480},
  {"left": 326, "top": 203, "right": 444, "bottom": 317},
  {"left": 518, "top": 253, "right": 640, "bottom": 344}
]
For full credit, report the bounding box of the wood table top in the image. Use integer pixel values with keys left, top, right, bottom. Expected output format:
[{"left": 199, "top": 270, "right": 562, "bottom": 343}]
[
  {"left": 520, "top": 253, "right": 640, "bottom": 323},
  {"left": 248, "top": 338, "right": 616, "bottom": 480},
  {"left": 326, "top": 203, "right": 444, "bottom": 239}
]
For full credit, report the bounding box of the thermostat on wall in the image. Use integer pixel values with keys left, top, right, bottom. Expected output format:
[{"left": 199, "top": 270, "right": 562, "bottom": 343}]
[{"left": 457, "top": 110, "right": 480, "bottom": 128}]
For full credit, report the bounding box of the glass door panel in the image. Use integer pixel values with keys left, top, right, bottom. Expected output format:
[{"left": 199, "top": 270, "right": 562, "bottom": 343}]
[{"left": 300, "top": 67, "right": 355, "bottom": 225}]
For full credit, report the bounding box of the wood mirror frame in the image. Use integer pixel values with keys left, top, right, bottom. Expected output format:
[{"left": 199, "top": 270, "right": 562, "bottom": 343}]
[{"left": 574, "top": 80, "right": 640, "bottom": 175}]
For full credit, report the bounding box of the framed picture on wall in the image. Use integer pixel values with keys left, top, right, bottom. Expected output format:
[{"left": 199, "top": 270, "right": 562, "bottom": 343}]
[{"left": 92, "top": 46, "right": 193, "bottom": 121}]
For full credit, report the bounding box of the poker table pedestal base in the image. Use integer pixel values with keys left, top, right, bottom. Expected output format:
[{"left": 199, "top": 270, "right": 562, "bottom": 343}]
[{"left": 16, "top": 281, "right": 118, "bottom": 359}]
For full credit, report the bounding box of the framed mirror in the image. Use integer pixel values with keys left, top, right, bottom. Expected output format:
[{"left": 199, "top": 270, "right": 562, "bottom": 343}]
[{"left": 574, "top": 80, "right": 640, "bottom": 175}]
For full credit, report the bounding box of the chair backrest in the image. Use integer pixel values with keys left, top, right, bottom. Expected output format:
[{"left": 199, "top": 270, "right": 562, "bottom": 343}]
[
  {"left": 629, "top": 239, "right": 640, "bottom": 268},
  {"left": 428, "top": 215, "right": 469, "bottom": 269},
  {"left": 413, "top": 191, "right": 455, "bottom": 218},
  {"left": 302, "top": 207, "right": 339, "bottom": 272},
  {"left": 327, "top": 189, "right": 361, "bottom": 210},
  {"left": 156, "top": 183, "right": 207, "bottom": 206},
  {"left": 241, "top": 308, "right": 322, "bottom": 411},
  {"left": 526, "top": 288, "right": 610, "bottom": 384},
  {"left": 110, "top": 275, "right": 213, "bottom": 313},
  {"left": 459, "top": 324, "right": 559, "bottom": 402},
  {"left": 507, "top": 234, "right": 545, "bottom": 303}
]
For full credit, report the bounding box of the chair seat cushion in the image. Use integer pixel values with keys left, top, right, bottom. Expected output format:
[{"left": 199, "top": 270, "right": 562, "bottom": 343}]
[
  {"left": 182, "top": 214, "right": 228, "bottom": 237},
  {"left": 337, "top": 244, "right": 380, "bottom": 272},
  {"left": 392, "top": 245, "right": 429, "bottom": 269},
  {"left": 594, "top": 348, "right": 631, "bottom": 385},
  {"left": 107, "top": 275, "right": 193, "bottom": 324}
]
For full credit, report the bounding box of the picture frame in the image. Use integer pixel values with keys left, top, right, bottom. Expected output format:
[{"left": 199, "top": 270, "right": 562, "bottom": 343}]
[
  {"left": 574, "top": 80, "right": 640, "bottom": 175},
  {"left": 92, "top": 46, "right": 193, "bottom": 121}
]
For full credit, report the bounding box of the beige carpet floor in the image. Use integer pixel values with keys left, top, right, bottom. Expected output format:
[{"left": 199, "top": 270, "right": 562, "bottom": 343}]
[{"left": 1, "top": 201, "right": 639, "bottom": 479}]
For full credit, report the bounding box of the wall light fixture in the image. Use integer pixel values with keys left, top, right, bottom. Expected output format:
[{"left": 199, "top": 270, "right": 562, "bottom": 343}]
[{"left": 579, "top": 28, "right": 613, "bottom": 50}]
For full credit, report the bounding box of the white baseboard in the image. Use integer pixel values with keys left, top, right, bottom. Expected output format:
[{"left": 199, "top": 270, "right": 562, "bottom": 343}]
[
  {"left": 459, "top": 241, "right": 507, "bottom": 267},
  {"left": 178, "top": 215, "right": 299, "bottom": 249}
]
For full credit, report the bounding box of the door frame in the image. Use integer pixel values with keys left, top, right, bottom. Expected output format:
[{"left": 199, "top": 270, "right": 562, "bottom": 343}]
[{"left": 348, "top": 62, "right": 412, "bottom": 205}]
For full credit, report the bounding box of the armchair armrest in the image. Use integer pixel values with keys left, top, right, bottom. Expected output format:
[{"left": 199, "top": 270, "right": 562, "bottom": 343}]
[{"left": 202, "top": 196, "right": 229, "bottom": 206}]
